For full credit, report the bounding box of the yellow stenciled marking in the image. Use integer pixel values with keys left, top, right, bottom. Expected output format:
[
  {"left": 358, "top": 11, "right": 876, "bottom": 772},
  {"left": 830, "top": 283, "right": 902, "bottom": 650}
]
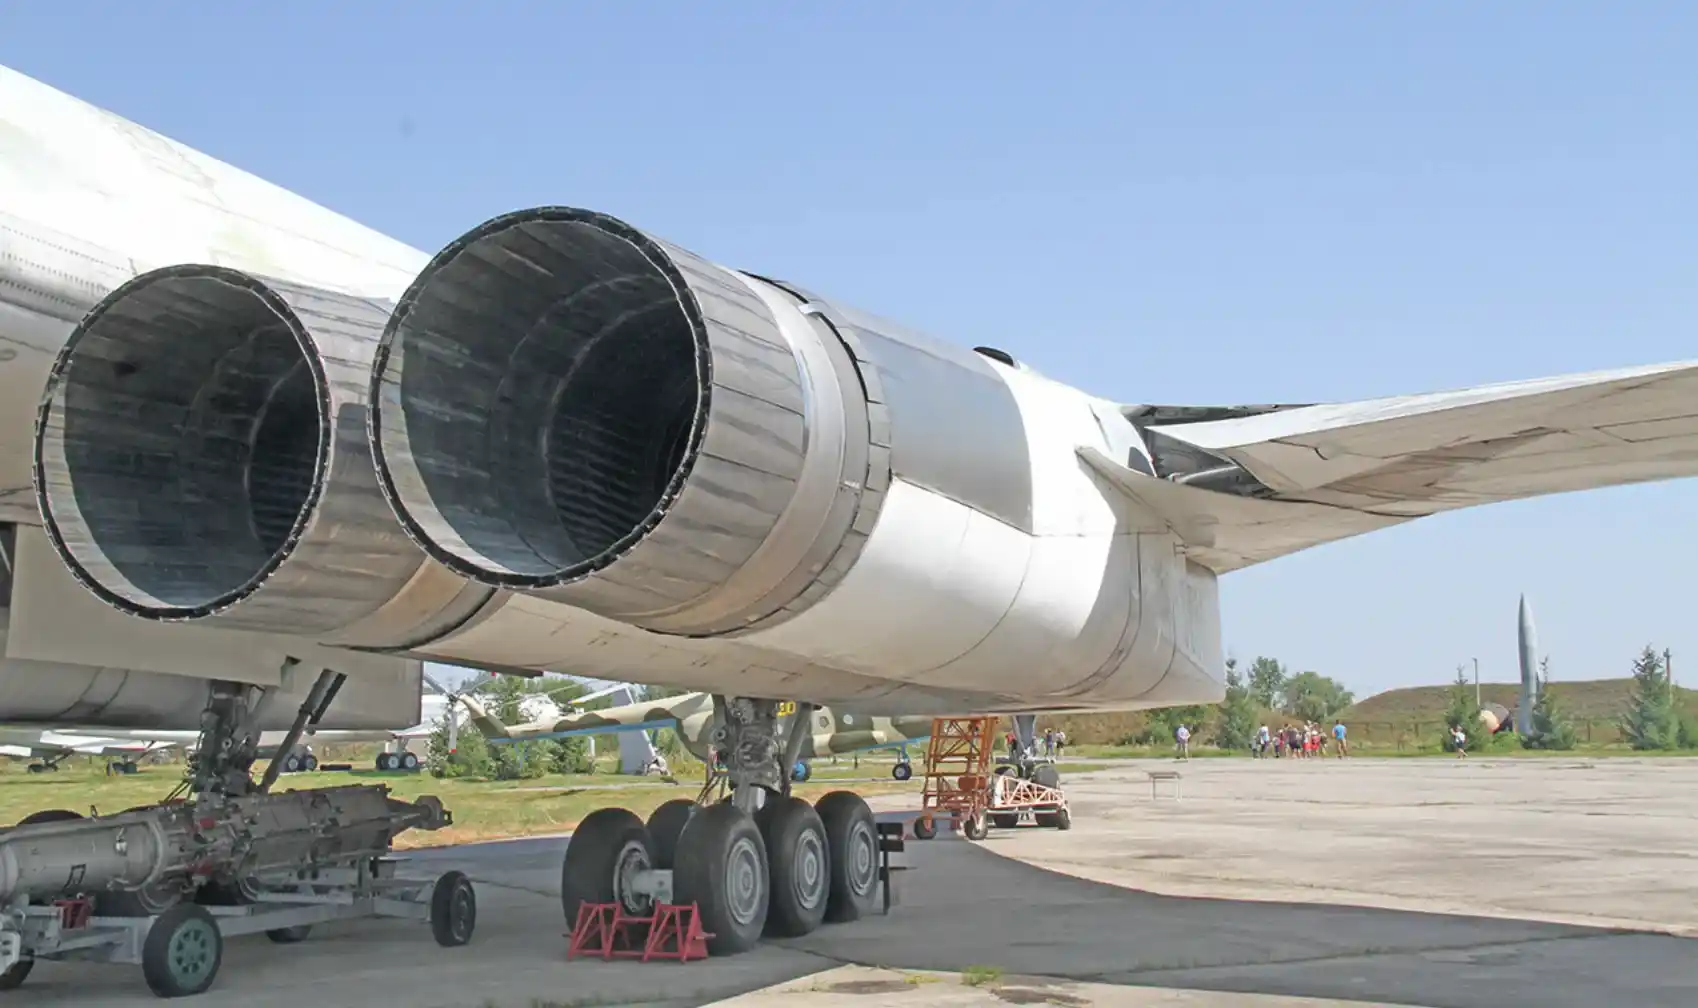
[{"left": 776, "top": 702, "right": 797, "bottom": 717}]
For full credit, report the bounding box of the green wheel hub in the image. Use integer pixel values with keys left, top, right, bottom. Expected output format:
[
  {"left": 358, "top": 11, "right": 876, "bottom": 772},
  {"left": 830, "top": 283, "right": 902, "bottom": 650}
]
[{"left": 166, "top": 918, "right": 217, "bottom": 986}]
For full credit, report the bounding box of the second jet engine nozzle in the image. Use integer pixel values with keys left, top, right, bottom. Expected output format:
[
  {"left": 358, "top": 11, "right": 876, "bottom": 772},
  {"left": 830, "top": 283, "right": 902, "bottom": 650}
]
[
  {"left": 33, "top": 265, "right": 426, "bottom": 636},
  {"left": 370, "top": 206, "right": 886, "bottom": 636}
]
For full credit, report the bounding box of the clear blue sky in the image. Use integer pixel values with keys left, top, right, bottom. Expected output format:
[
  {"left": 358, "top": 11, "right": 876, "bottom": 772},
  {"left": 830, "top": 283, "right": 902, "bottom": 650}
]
[{"left": 6, "top": 3, "right": 1696, "bottom": 699}]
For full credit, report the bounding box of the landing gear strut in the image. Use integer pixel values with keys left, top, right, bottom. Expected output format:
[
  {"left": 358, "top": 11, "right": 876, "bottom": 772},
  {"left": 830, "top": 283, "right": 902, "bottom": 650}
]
[{"left": 561, "top": 695, "right": 881, "bottom": 955}]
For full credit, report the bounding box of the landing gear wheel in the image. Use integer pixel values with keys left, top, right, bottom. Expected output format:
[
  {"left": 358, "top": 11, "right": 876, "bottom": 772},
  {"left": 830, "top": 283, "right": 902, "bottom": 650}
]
[
  {"left": 0, "top": 959, "right": 32, "bottom": 990},
  {"left": 963, "top": 810, "right": 989, "bottom": 841},
  {"left": 912, "top": 816, "right": 938, "bottom": 840},
  {"left": 16, "top": 809, "right": 82, "bottom": 825},
  {"left": 1032, "top": 763, "right": 1061, "bottom": 790},
  {"left": 141, "top": 903, "right": 222, "bottom": 998},
  {"left": 281, "top": 754, "right": 302, "bottom": 773},
  {"left": 560, "top": 808, "right": 655, "bottom": 923},
  {"left": 265, "top": 925, "right": 312, "bottom": 943},
  {"left": 814, "top": 791, "right": 878, "bottom": 923},
  {"left": 755, "top": 796, "right": 829, "bottom": 937},
  {"left": 892, "top": 762, "right": 912, "bottom": 781},
  {"left": 376, "top": 753, "right": 396, "bottom": 771},
  {"left": 1036, "top": 807, "right": 1073, "bottom": 830},
  {"left": 674, "top": 802, "right": 769, "bottom": 956},
  {"left": 302, "top": 755, "right": 319, "bottom": 772},
  {"left": 430, "top": 871, "right": 477, "bottom": 947},
  {"left": 990, "top": 813, "right": 1019, "bottom": 829},
  {"left": 790, "top": 760, "right": 812, "bottom": 783},
  {"left": 401, "top": 752, "right": 420, "bottom": 771},
  {"left": 645, "top": 799, "right": 696, "bottom": 870}
]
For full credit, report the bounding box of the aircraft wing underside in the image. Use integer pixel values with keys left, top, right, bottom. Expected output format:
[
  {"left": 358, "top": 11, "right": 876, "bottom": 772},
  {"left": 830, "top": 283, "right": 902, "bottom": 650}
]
[{"left": 1090, "top": 359, "right": 1698, "bottom": 572}]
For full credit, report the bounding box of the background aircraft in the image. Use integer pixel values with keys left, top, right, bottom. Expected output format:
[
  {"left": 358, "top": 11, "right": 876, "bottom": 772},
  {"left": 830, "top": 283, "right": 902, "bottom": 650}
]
[
  {"left": 0, "top": 729, "right": 176, "bottom": 774},
  {"left": 458, "top": 690, "right": 932, "bottom": 781}
]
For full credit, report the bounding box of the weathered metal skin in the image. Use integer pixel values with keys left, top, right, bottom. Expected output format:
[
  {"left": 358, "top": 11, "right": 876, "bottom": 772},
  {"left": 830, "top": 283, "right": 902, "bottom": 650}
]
[
  {"left": 31, "top": 265, "right": 490, "bottom": 646},
  {"left": 369, "top": 207, "right": 896, "bottom": 638}
]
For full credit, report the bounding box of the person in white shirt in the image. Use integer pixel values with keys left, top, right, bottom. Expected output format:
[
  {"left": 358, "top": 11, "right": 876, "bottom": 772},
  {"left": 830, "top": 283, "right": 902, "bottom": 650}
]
[{"left": 1175, "top": 723, "right": 1191, "bottom": 760}]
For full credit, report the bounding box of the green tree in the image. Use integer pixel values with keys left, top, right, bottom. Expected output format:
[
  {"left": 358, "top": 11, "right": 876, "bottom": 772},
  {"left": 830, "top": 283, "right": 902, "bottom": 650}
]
[
  {"left": 1620, "top": 645, "right": 1678, "bottom": 751},
  {"left": 425, "top": 707, "right": 492, "bottom": 779},
  {"left": 1140, "top": 705, "right": 1211, "bottom": 746},
  {"left": 1439, "top": 666, "right": 1479, "bottom": 753},
  {"left": 545, "top": 735, "right": 593, "bottom": 774},
  {"left": 1281, "top": 671, "right": 1354, "bottom": 723},
  {"left": 484, "top": 674, "right": 546, "bottom": 779},
  {"left": 1213, "top": 657, "right": 1258, "bottom": 751},
  {"left": 1248, "top": 656, "right": 1288, "bottom": 710},
  {"left": 1521, "top": 660, "right": 1577, "bottom": 751}
]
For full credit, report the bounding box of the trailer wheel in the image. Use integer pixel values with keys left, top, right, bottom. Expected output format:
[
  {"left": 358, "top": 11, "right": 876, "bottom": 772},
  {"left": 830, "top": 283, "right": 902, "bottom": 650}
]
[
  {"left": 430, "top": 871, "right": 477, "bottom": 947},
  {"left": 990, "top": 813, "right": 1019, "bottom": 829},
  {"left": 963, "top": 810, "right": 989, "bottom": 841},
  {"left": 0, "top": 959, "right": 33, "bottom": 990},
  {"left": 16, "top": 809, "right": 82, "bottom": 825},
  {"left": 1036, "top": 807, "right": 1072, "bottom": 830},
  {"left": 142, "top": 903, "right": 222, "bottom": 998},
  {"left": 265, "top": 925, "right": 312, "bottom": 943},
  {"left": 912, "top": 816, "right": 937, "bottom": 840},
  {"left": 1032, "top": 763, "right": 1061, "bottom": 790}
]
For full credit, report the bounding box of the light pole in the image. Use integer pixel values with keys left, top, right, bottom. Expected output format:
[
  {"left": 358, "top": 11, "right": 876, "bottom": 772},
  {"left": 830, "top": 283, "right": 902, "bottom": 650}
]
[{"left": 1473, "top": 657, "right": 1480, "bottom": 710}]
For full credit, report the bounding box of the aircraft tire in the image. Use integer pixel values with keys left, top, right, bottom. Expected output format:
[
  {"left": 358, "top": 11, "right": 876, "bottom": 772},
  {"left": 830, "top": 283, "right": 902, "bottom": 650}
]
[
  {"left": 756, "top": 796, "right": 829, "bottom": 937},
  {"left": 645, "top": 799, "right": 696, "bottom": 870},
  {"left": 674, "top": 803, "right": 768, "bottom": 955},
  {"left": 560, "top": 808, "right": 653, "bottom": 924},
  {"left": 1032, "top": 762, "right": 1061, "bottom": 790},
  {"left": 891, "top": 762, "right": 912, "bottom": 781},
  {"left": 401, "top": 752, "right": 420, "bottom": 771},
  {"left": 814, "top": 791, "right": 878, "bottom": 923}
]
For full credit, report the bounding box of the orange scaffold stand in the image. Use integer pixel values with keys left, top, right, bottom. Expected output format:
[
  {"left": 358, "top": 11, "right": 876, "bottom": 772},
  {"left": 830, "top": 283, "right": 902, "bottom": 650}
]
[{"left": 911, "top": 716, "right": 997, "bottom": 841}]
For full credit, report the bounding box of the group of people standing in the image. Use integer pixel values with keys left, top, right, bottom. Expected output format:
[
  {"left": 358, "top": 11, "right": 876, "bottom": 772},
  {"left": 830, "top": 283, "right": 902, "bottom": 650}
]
[
  {"left": 1252, "top": 721, "right": 1349, "bottom": 758},
  {"left": 1004, "top": 727, "right": 1069, "bottom": 761}
]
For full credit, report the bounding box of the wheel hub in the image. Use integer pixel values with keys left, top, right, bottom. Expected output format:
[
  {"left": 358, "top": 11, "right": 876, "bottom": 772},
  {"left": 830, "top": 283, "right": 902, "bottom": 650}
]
[
  {"left": 169, "top": 920, "right": 215, "bottom": 985},
  {"left": 847, "top": 820, "right": 876, "bottom": 896},
  {"left": 614, "top": 840, "right": 654, "bottom": 916},
  {"left": 792, "top": 827, "right": 826, "bottom": 910},
  {"left": 726, "top": 834, "right": 765, "bottom": 926}
]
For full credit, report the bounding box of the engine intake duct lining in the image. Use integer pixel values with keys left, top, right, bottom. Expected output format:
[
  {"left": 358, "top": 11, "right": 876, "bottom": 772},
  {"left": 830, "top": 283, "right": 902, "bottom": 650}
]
[
  {"left": 372, "top": 206, "right": 859, "bottom": 631},
  {"left": 33, "top": 266, "right": 426, "bottom": 634}
]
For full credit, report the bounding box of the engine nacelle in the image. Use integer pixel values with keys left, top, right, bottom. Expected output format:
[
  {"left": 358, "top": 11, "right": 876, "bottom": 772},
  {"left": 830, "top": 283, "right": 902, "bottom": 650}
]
[
  {"left": 370, "top": 207, "right": 1223, "bottom": 707},
  {"left": 31, "top": 265, "right": 491, "bottom": 650}
]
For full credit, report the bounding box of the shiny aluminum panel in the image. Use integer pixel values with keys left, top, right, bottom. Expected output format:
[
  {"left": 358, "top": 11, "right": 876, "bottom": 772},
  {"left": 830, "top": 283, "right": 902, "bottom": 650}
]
[{"left": 787, "top": 295, "right": 1033, "bottom": 534}]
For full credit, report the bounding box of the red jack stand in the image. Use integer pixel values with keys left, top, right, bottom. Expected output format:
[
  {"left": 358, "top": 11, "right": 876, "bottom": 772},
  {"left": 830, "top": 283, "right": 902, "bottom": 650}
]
[{"left": 567, "top": 902, "right": 714, "bottom": 963}]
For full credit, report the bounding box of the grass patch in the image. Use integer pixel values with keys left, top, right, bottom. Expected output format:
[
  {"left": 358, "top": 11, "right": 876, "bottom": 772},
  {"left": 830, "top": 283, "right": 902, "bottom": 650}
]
[
  {"left": 961, "top": 965, "right": 1004, "bottom": 987},
  {"left": 0, "top": 762, "right": 912, "bottom": 846}
]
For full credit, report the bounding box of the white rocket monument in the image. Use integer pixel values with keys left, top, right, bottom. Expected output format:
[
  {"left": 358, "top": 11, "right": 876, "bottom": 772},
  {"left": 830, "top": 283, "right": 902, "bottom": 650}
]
[{"left": 1517, "top": 595, "right": 1540, "bottom": 734}]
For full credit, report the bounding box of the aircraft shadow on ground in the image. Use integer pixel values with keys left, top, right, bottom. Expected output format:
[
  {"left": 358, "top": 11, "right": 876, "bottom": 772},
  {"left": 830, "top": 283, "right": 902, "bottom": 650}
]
[{"left": 768, "top": 816, "right": 1698, "bottom": 1008}]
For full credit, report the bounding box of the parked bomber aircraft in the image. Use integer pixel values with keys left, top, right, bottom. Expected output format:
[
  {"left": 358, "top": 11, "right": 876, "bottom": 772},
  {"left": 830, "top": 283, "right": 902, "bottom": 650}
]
[
  {"left": 5, "top": 63, "right": 1698, "bottom": 956},
  {"left": 458, "top": 691, "right": 932, "bottom": 780},
  {"left": 0, "top": 729, "right": 175, "bottom": 774}
]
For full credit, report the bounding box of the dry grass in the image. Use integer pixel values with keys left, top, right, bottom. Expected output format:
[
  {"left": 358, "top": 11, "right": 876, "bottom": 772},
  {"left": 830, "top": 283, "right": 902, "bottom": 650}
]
[{"left": 0, "top": 760, "right": 915, "bottom": 848}]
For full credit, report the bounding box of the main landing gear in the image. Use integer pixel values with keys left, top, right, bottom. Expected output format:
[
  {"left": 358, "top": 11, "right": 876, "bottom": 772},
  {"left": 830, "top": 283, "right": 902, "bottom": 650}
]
[{"left": 561, "top": 697, "right": 881, "bottom": 955}]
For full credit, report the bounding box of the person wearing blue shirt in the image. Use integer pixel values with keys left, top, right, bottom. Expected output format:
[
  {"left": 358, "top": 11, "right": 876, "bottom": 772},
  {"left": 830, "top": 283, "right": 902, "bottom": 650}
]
[{"left": 1332, "top": 721, "right": 1349, "bottom": 758}]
